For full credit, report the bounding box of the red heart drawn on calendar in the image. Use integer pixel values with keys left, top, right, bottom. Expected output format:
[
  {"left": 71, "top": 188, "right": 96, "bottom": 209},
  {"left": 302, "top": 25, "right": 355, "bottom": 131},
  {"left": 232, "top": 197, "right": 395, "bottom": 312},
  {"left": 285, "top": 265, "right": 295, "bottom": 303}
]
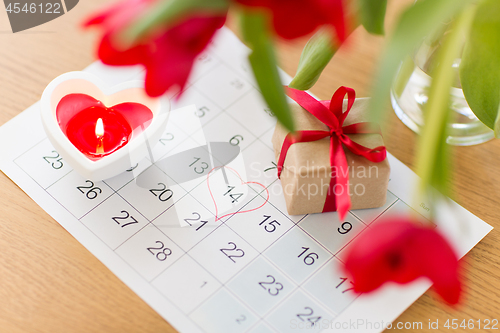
[{"left": 207, "top": 166, "right": 269, "bottom": 221}]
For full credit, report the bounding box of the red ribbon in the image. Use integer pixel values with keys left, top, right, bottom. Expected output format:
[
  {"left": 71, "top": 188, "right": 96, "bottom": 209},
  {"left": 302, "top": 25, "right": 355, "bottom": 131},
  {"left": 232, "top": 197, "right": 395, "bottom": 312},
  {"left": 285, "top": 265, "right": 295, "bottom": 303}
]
[{"left": 277, "top": 86, "right": 387, "bottom": 220}]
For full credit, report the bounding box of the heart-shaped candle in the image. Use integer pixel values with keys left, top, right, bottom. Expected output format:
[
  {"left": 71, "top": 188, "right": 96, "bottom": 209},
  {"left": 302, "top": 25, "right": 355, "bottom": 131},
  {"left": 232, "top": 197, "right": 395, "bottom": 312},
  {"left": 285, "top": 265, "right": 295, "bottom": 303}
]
[
  {"left": 57, "top": 93, "right": 153, "bottom": 161},
  {"left": 41, "top": 71, "right": 170, "bottom": 180}
]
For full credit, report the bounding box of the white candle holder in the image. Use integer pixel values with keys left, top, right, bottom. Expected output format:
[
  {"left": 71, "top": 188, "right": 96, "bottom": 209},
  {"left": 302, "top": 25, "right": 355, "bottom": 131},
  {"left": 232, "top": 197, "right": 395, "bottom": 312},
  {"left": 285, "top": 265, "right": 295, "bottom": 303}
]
[{"left": 41, "top": 71, "right": 170, "bottom": 180}]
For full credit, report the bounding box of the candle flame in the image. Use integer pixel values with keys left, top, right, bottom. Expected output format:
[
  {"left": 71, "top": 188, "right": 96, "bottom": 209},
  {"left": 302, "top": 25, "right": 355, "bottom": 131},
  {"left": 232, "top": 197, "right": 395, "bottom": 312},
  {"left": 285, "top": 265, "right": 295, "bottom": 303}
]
[{"left": 95, "top": 118, "right": 104, "bottom": 138}]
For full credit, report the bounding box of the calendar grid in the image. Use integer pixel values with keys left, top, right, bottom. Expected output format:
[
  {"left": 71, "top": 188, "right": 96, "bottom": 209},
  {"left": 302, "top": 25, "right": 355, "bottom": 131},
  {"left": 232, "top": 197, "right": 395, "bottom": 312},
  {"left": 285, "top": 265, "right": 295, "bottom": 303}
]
[
  {"left": 13, "top": 137, "right": 405, "bottom": 331},
  {"left": 13, "top": 137, "right": 71, "bottom": 189},
  {"left": 187, "top": 190, "right": 343, "bottom": 331},
  {"left": 10, "top": 53, "right": 405, "bottom": 333},
  {"left": 1, "top": 28, "right": 491, "bottom": 333}
]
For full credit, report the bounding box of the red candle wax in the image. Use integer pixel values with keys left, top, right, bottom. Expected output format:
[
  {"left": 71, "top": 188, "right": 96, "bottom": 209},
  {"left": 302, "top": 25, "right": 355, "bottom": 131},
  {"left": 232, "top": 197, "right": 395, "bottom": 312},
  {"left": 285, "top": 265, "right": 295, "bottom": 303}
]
[
  {"left": 57, "top": 94, "right": 154, "bottom": 161},
  {"left": 65, "top": 106, "right": 132, "bottom": 160}
]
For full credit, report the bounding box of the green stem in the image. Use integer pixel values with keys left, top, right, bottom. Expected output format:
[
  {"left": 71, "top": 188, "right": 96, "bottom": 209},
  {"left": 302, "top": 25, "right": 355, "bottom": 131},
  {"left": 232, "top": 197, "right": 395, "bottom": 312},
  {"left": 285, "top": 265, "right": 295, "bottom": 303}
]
[{"left": 415, "top": 6, "right": 475, "bottom": 200}]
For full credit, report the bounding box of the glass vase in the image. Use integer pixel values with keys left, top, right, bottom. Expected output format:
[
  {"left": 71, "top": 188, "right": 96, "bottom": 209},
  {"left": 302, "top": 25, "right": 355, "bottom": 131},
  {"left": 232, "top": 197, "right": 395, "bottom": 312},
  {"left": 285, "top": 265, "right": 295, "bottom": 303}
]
[{"left": 390, "top": 38, "right": 494, "bottom": 146}]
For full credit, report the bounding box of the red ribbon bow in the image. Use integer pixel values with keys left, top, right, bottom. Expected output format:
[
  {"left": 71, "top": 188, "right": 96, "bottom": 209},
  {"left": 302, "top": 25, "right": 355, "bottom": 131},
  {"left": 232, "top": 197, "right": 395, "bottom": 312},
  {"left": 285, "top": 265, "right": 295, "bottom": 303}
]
[{"left": 277, "top": 86, "right": 387, "bottom": 220}]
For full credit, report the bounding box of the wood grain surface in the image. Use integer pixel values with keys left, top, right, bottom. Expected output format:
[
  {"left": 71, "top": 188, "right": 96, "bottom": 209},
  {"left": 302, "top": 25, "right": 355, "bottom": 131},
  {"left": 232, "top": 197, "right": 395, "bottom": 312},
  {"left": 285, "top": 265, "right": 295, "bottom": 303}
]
[{"left": 0, "top": 0, "right": 498, "bottom": 332}]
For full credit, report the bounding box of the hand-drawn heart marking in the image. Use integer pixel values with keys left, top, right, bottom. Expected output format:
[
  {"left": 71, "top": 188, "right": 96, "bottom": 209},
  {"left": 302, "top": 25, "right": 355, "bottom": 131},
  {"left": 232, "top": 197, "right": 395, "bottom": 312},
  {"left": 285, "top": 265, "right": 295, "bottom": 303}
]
[{"left": 207, "top": 166, "right": 269, "bottom": 221}]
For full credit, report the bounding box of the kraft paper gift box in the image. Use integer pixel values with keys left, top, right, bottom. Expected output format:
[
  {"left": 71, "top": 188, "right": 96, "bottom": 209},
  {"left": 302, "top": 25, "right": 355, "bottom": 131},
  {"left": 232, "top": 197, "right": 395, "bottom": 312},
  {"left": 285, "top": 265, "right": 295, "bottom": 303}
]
[{"left": 271, "top": 93, "right": 390, "bottom": 216}]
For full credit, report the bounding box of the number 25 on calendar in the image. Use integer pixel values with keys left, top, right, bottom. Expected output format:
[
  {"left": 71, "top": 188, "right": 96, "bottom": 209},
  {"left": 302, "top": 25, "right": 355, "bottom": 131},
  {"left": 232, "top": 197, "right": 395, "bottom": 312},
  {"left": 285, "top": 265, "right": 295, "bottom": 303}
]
[{"left": 43, "top": 150, "right": 63, "bottom": 170}]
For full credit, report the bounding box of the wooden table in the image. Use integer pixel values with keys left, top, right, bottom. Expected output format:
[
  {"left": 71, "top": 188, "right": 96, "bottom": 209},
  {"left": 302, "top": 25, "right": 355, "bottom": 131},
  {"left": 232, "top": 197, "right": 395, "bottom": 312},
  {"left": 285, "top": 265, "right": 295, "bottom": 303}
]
[{"left": 0, "top": 0, "right": 498, "bottom": 332}]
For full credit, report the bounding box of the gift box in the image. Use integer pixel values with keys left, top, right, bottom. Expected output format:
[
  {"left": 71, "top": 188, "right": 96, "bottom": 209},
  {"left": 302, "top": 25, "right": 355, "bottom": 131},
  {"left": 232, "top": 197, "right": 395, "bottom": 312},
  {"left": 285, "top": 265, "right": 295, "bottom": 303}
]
[{"left": 271, "top": 87, "right": 390, "bottom": 218}]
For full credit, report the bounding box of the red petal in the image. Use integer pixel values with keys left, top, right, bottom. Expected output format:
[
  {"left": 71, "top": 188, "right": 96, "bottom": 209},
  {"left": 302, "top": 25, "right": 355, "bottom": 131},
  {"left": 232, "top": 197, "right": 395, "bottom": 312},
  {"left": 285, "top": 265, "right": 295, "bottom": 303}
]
[
  {"left": 165, "top": 15, "right": 226, "bottom": 53},
  {"left": 410, "top": 228, "right": 461, "bottom": 304},
  {"left": 82, "top": 1, "right": 126, "bottom": 28},
  {"left": 271, "top": 0, "right": 321, "bottom": 39},
  {"left": 234, "top": 0, "right": 268, "bottom": 6},
  {"left": 343, "top": 217, "right": 462, "bottom": 305},
  {"left": 144, "top": 55, "right": 193, "bottom": 97},
  {"left": 235, "top": 0, "right": 347, "bottom": 41},
  {"left": 142, "top": 15, "right": 226, "bottom": 97},
  {"left": 143, "top": 35, "right": 196, "bottom": 96},
  {"left": 83, "top": 0, "right": 154, "bottom": 29},
  {"left": 89, "top": 8, "right": 226, "bottom": 97},
  {"left": 318, "top": 0, "right": 346, "bottom": 42},
  {"left": 97, "top": 34, "right": 147, "bottom": 66}
]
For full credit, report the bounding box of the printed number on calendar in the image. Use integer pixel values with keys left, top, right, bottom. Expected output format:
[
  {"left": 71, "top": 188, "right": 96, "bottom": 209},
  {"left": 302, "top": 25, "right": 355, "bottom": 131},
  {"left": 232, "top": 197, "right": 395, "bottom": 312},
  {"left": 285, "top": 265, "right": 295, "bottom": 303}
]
[
  {"left": 236, "top": 315, "right": 246, "bottom": 324},
  {"left": 195, "top": 106, "right": 210, "bottom": 118},
  {"left": 230, "top": 79, "right": 244, "bottom": 90},
  {"left": 197, "top": 54, "right": 212, "bottom": 64},
  {"left": 112, "top": 210, "right": 139, "bottom": 228},
  {"left": 229, "top": 135, "right": 243, "bottom": 146},
  {"left": 336, "top": 277, "right": 355, "bottom": 293},
  {"left": 189, "top": 157, "right": 209, "bottom": 174},
  {"left": 298, "top": 247, "right": 319, "bottom": 266},
  {"left": 43, "top": 150, "right": 64, "bottom": 169},
  {"left": 297, "top": 307, "right": 322, "bottom": 324},
  {"left": 258, "top": 275, "right": 284, "bottom": 296},
  {"left": 183, "top": 212, "right": 209, "bottom": 231},
  {"left": 264, "top": 162, "right": 277, "bottom": 172},
  {"left": 126, "top": 163, "right": 139, "bottom": 172},
  {"left": 220, "top": 242, "right": 245, "bottom": 263},
  {"left": 149, "top": 183, "right": 173, "bottom": 202},
  {"left": 147, "top": 241, "right": 173, "bottom": 261},
  {"left": 159, "top": 133, "right": 174, "bottom": 145},
  {"left": 259, "top": 215, "right": 281, "bottom": 233},
  {"left": 76, "top": 180, "right": 102, "bottom": 200},
  {"left": 338, "top": 222, "right": 353, "bottom": 234},
  {"left": 224, "top": 185, "right": 243, "bottom": 203}
]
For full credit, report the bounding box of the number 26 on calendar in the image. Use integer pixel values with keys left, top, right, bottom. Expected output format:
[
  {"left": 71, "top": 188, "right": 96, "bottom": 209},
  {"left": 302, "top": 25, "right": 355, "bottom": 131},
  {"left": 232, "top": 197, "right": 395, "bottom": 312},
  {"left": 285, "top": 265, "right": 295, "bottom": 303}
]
[{"left": 76, "top": 180, "right": 102, "bottom": 200}]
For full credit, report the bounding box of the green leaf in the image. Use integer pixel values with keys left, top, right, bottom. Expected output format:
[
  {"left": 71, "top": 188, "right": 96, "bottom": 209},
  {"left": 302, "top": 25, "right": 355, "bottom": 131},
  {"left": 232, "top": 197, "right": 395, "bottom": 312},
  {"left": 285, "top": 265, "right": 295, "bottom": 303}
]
[
  {"left": 359, "top": 0, "right": 387, "bottom": 35},
  {"left": 494, "top": 103, "right": 500, "bottom": 137},
  {"left": 368, "top": 0, "right": 474, "bottom": 124},
  {"left": 289, "top": 28, "right": 338, "bottom": 90},
  {"left": 415, "top": 8, "right": 474, "bottom": 197},
  {"left": 121, "top": 0, "right": 229, "bottom": 45},
  {"left": 460, "top": 0, "right": 500, "bottom": 130},
  {"left": 240, "top": 10, "right": 294, "bottom": 132},
  {"left": 392, "top": 56, "right": 415, "bottom": 97}
]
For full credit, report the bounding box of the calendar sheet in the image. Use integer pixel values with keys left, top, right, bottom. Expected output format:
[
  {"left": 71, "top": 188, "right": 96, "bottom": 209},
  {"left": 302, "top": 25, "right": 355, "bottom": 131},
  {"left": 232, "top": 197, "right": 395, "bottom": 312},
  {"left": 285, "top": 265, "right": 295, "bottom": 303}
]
[{"left": 0, "top": 28, "right": 493, "bottom": 333}]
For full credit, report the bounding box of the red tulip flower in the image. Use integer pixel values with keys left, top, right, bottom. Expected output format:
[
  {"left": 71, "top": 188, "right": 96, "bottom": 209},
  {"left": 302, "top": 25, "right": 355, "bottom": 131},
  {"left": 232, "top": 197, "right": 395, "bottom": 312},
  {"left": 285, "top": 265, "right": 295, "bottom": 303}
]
[
  {"left": 84, "top": 0, "right": 226, "bottom": 97},
  {"left": 343, "top": 216, "right": 462, "bottom": 305},
  {"left": 234, "top": 0, "right": 346, "bottom": 41}
]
